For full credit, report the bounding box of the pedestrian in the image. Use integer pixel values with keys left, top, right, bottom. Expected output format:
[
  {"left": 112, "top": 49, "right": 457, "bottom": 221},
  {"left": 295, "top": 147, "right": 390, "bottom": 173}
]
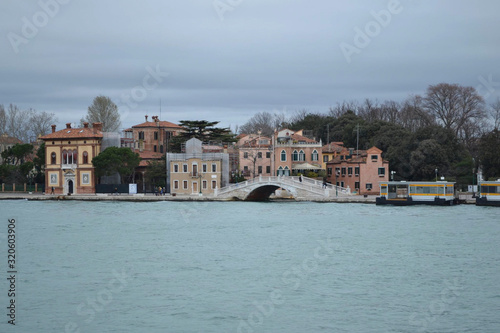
[
  {"left": 114, "top": 187, "right": 118, "bottom": 195},
  {"left": 51, "top": 186, "right": 55, "bottom": 195},
  {"left": 299, "top": 174, "right": 303, "bottom": 182}
]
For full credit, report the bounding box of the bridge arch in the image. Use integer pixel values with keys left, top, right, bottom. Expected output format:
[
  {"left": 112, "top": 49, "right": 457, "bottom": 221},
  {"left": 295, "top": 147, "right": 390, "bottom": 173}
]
[{"left": 244, "top": 184, "right": 293, "bottom": 201}]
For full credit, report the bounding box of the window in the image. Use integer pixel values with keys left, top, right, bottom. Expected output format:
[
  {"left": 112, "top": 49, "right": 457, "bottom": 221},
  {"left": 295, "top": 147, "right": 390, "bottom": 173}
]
[
  {"left": 266, "top": 166, "right": 271, "bottom": 173},
  {"left": 174, "top": 164, "right": 179, "bottom": 173},
  {"left": 323, "top": 155, "right": 329, "bottom": 162},
  {"left": 371, "top": 155, "right": 378, "bottom": 161},
  {"left": 183, "top": 180, "right": 188, "bottom": 189},
  {"left": 82, "top": 151, "right": 88, "bottom": 164},
  {"left": 277, "top": 166, "right": 283, "bottom": 176},
  {"left": 160, "top": 145, "right": 164, "bottom": 153},
  {"left": 174, "top": 181, "right": 179, "bottom": 189},
  {"left": 138, "top": 131, "right": 144, "bottom": 140},
  {"left": 244, "top": 166, "right": 249, "bottom": 174},
  {"left": 311, "top": 150, "right": 318, "bottom": 161},
  {"left": 244, "top": 152, "right": 248, "bottom": 158},
  {"left": 341, "top": 181, "right": 345, "bottom": 188},
  {"left": 154, "top": 145, "right": 157, "bottom": 152},
  {"left": 258, "top": 152, "right": 262, "bottom": 159},
  {"left": 284, "top": 166, "right": 290, "bottom": 176},
  {"left": 335, "top": 167, "right": 341, "bottom": 176},
  {"left": 292, "top": 150, "right": 298, "bottom": 161},
  {"left": 62, "top": 150, "right": 67, "bottom": 164},
  {"left": 51, "top": 152, "right": 56, "bottom": 164},
  {"left": 281, "top": 150, "right": 286, "bottom": 162},
  {"left": 378, "top": 167, "right": 385, "bottom": 176},
  {"left": 154, "top": 131, "right": 158, "bottom": 140},
  {"left": 348, "top": 167, "right": 353, "bottom": 176},
  {"left": 258, "top": 166, "right": 262, "bottom": 174},
  {"left": 327, "top": 167, "right": 332, "bottom": 176},
  {"left": 341, "top": 167, "right": 346, "bottom": 176},
  {"left": 355, "top": 182, "right": 360, "bottom": 190},
  {"left": 299, "top": 150, "right": 305, "bottom": 161},
  {"left": 355, "top": 167, "right": 360, "bottom": 176},
  {"left": 366, "top": 183, "right": 373, "bottom": 190},
  {"left": 340, "top": 155, "right": 344, "bottom": 160},
  {"left": 266, "top": 152, "right": 271, "bottom": 158},
  {"left": 202, "top": 164, "right": 207, "bottom": 172},
  {"left": 183, "top": 164, "right": 188, "bottom": 173},
  {"left": 212, "top": 164, "right": 217, "bottom": 172},
  {"left": 202, "top": 180, "right": 207, "bottom": 189},
  {"left": 212, "top": 180, "right": 217, "bottom": 189},
  {"left": 192, "top": 163, "right": 198, "bottom": 176}
]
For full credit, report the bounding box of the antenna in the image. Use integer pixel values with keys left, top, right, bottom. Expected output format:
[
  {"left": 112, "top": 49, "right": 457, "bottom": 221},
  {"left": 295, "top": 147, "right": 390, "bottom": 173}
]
[
  {"left": 160, "top": 98, "right": 162, "bottom": 120},
  {"left": 356, "top": 123, "right": 359, "bottom": 158}
]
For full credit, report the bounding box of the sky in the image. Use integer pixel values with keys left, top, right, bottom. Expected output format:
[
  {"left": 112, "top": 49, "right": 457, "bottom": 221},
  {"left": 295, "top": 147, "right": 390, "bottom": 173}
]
[{"left": 1, "top": 0, "right": 499, "bottom": 132}]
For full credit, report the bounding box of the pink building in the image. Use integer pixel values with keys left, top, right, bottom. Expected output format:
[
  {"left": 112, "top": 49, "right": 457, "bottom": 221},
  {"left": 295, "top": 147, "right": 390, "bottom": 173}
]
[
  {"left": 274, "top": 129, "right": 322, "bottom": 176},
  {"left": 326, "top": 146, "right": 389, "bottom": 195},
  {"left": 237, "top": 134, "right": 273, "bottom": 178}
]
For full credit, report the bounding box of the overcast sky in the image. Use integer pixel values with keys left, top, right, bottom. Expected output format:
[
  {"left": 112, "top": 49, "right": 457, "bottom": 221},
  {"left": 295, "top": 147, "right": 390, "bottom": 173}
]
[{"left": 1, "top": 0, "right": 499, "bottom": 131}]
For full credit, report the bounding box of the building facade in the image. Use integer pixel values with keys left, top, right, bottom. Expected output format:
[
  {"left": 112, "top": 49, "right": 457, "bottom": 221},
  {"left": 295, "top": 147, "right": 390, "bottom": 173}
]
[
  {"left": 237, "top": 134, "right": 273, "bottom": 178},
  {"left": 167, "top": 138, "right": 229, "bottom": 195},
  {"left": 40, "top": 122, "right": 103, "bottom": 195},
  {"left": 274, "top": 129, "right": 322, "bottom": 176},
  {"left": 326, "top": 146, "right": 389, "bottom": 195}
]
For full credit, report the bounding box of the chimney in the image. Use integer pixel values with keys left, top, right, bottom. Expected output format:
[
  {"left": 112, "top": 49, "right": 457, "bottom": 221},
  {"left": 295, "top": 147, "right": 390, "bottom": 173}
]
[
  {"left": 93, "top": 122, "right": 103, "bottom": 132},
  {"left": 145, "top": 115, "right": 148, "bottom": 122},
  {"left": 66, "top": 123, "right": 71, "bottom": 129},
  {"left": 51, "top": 125, "right": 56, "bottom": 133},
  {"left": 83, "top": 122, "right": 89, "bottom": 128}
]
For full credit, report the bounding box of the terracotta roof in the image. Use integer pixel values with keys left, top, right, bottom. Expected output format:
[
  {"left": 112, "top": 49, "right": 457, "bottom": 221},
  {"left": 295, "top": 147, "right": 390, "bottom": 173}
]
[
  {"left": 290, "top": 133, "right": 317, "bottom": 143},
  {"left": 124, "top": 128, "right": 133, "bottom": 132},
  {"left": 132, "top": 120, "right": 182, "bottom": 129},
  {"left": 322, "top": 142, "right": 344, "bottom": 153},
  {"left": 0, "top": 134, "right": 22, "bottom": 145},
  {"left": 40, "top": 127, "right": 103, "bottom": 140}
]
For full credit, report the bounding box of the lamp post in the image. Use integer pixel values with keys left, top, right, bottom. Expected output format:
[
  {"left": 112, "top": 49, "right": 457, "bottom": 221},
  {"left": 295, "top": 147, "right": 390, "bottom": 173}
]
[
  {"left": 435, "top": 168, "right": 438, "bottom": 182},
  {"left": 391, "top": 170, "right": 396, "bottom": 181},
  {"left": 198, "top": 173, "right": 203, "bottom": 195}
]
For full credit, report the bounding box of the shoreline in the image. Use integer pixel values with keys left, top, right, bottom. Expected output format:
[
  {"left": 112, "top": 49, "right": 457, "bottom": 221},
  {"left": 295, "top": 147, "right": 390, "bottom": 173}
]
[{"left": 0, "top": 192, "right": 477, "bottom": 204}]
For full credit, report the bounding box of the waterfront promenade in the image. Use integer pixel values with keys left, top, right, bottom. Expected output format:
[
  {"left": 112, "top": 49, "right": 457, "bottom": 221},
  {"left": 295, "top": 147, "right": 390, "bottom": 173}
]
[{"left": 0, "top": 192, "right": 477, "bottom": 203}]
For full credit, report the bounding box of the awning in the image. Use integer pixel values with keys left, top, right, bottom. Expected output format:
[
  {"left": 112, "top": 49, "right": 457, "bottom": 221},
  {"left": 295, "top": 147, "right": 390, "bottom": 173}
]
[{"left": 292, "top": 162, "right": 321, "bottom": 170}]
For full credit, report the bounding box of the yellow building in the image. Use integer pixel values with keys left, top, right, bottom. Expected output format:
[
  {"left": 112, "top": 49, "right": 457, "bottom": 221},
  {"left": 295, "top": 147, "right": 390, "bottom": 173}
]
[
  {"left": 167, "top": 138, "right": 229, "bottom": 195},
  {"left": 321, "top": 142, "right": 345, "bottom": 170},
  {"left": 40, "top": 122, "right": 103, "bottom": 195}
]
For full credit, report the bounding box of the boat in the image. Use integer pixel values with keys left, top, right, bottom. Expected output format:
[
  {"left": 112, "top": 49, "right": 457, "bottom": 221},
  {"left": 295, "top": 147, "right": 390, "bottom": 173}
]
[
  {"left": 476, "top": 180, "right": 500, "bottom": 206},
  {"left": 376, "top": 181, "right": 457, "bottom": 206}
]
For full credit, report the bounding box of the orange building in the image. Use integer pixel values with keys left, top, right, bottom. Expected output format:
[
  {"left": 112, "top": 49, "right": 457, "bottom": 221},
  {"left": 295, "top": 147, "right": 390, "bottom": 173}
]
[
  {"left": 40, "top": 122, "right": 103, "bottom": 195},
  {"left": 326, "top": 146, "right": 389, "bottom": 195},
  {"left": 274, "top": 129, "right": 322, "bottom": 176}
]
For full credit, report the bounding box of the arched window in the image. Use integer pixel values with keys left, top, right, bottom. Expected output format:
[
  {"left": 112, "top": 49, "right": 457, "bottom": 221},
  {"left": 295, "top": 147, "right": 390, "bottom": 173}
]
[
  {"left": 280, "top": 150, "right": 286, "bottom": 162},
  {"left": 292, "top": 150, "right": 298, "bottom": 161},
  {"left": 284, "top": 166, "right": 290, "bottom": 176},
  {"left": 83, "top": 151, "right": 88, "bottom": 164},
  {"left": 299, "top": 150, "right": 305, "bottom": 161},
  {"left": 278, "top": 166, "right": 283, "bottom": 176},
  {"left": 311, "top": 149, "right": 318, "bottom": 161},
  {"left": 73, "top": 150, "right": 77, "bottom": 164},
  {"left": 62, "top": 150, "right": 68, "bottom": 164},
  {"left": 51, "top": 152, "right": 56, "bottom": 165}
]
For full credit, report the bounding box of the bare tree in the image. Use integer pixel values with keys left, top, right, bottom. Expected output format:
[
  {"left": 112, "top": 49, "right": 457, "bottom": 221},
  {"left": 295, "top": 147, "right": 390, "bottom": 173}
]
[
  {"left": 424, "top": 83, "right": 485, "bottom": 138},
  {"left": 5, "top": 104, "right": 34, "bottom": 142},
  {"left": 328, "top": 101, "right": 359, "bottom": 118},
  {"left": 0, "top": 104, "right": 6, "bottom": 135},
  {"left": 30, "top": 110, "right": 58, "bottom": 138},
  {"left": 82, "top": 95, "right": 121, "bottom": 132},
  {"left": 490, "top": 98, "right": 500, "bottom": 130},
  {"left": 239, "top": 111, "right": 288, "bottom": 136},
  {"left": 399, "top": 95, "right": 434, "bottom": 132}
]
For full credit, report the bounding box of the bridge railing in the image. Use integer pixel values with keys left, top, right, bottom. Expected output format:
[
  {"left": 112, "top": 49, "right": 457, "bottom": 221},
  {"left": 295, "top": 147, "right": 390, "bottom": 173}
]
[{"left": 215, "top": 175, "right": 352, "bottom": 197}]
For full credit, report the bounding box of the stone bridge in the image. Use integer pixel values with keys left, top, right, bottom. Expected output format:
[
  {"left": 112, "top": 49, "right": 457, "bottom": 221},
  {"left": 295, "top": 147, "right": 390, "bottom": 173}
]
[{"left": 214, "top": 176, "right": 353, "bottom": 201}]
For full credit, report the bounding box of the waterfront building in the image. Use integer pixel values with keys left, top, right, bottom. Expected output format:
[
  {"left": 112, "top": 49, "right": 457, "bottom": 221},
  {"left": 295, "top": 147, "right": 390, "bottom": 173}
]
[
  {"left": 326, "top": 146, "right": 389, "bottom": 195},
  {"left": 166, "top": 138, "right": 229, "bottom": 195},
  {"left": 321, "top": 142, "right": 345, "bottom": 170},
  {"left": 274, "top": 129, "right": 323, "bottom": 176},
  {"left": 237, "top": 133, "right": 273, "bottom": 178},
  {"left": 40, "top": 122, "right": 103, "bottom": 194}
]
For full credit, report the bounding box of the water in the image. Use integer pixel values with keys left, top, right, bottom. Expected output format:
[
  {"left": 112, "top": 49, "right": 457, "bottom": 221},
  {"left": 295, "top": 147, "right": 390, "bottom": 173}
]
[{"left": 0, "top": 200, "right": 499, "bottom": 332}]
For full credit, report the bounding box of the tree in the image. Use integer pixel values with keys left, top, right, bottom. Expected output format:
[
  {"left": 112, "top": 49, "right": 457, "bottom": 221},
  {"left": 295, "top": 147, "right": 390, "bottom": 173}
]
[
  {"left": 478, "top": 129, "right": 500, "bottom": 180},
  {"left": 169, "top": 120, "right": 236, "bottom": 152},
  {"left": 0, "top": 104, "right": 57, "bottom": 141},
  {"left": 30, "top": 111, "right": 58, "bottom": 139},
  {"left": 1, "top": 143, "right": 33, "bottom": 166},
  {"left": 0, "top": 104, "right": 6, "bottom": 135},
  {"left": 145, "top": 159, "right": 166, "bottom": 187},
  {"left": 33, "top": 142, "right": 46, "bottom": 183},
  {"left": 424, "top": 83, "right": 485, "bottom": 139},
  {"left": 82, "top": 96, "right": 121, "bottom": 132},
  {"left": 489, "top": 98, "right": 500, "bottom": 131},
  {"left": 92, "top": 147, "right": 141, "bottom": 183},
  {"left": 239, "top": 111, "right": 288, "bottom": 137}
]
